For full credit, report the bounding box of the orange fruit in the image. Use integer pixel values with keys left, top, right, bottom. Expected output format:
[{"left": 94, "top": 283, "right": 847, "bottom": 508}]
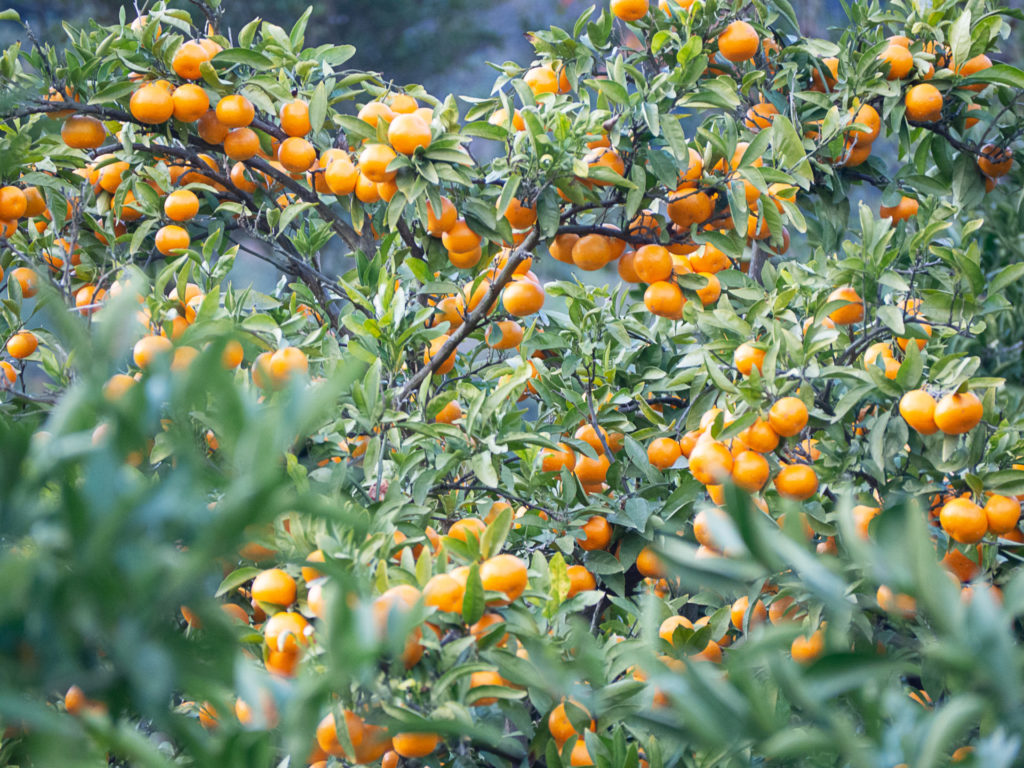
[
  {"left": 130, "top": 83, "right": 174, "bottom": 124},
  {"left": 216, "top": 94, "right": 255, "bottom": 128},
  {"left": 647, "top": 437, "right": 682, "bottom": 470},
  {"left": 744, "top": 101, "right": 778, "bottom": 131},
  {"left": 548, "top": 700, "right": 595, "bottom": 747},
  {"left": 0, "top": 187, "right": 26, "bottom": 220},
  {"left": 810, "top": 57, "right": 839, "bottom": 91},
  {"left": 731, "top": 450, "right": 770, "bottom": 492},
  {"left": 632, "top": 244, "right": 673, "bottom": 283},
  {"left": 689, "top": 440, "right": 733, "bottom": 485},
  {"left": 878, "top": 44, "right": 913, "bottom": 79},
  {"left": 504, "top": 196, "right": 537, "bottom": 230},
  {"left": 774, "top": 464, "right": 819, "bottom": 500},
  {"left": 905, "top": 83, "right": 943, "bottom": 123},
  {"left": 611, "top": 0, "right": 649, "bottom": 21},
  {"left": 523, "top": 66, "right": 559, "bottom": 96},
  {"left": 392, "top": 733, "right": 439, "bottom": 759},
  {"left": 940, "top": 498, "right": 987, "bottom": 544},
  {"left": 468, "top": 669, "right": 508, "bottom": 705},
  {"left": 502, "top": 278, "right": 545, "bottom": 317},
  {"left": 195, "top": 109, "right": 229, "bottom": 144},
  {"left": 424, "top": 335, "right": 456, "bottom": 374},
  {"left": 850, "top": 103, "right": 881, "bottom": 145},
  {"left": 6, "top": 330, "right": 37, "bottom": 359},
  {"left": 423, "top": 573, "right": 464, "bottom": 613},
  {"left": 278, "top": 137, "right": 317, "bottom": 173},
  {"left": 826, "top": 286, "right": 864, "bottom": 325},
  {"left": 718, "top": 20, "right": 759, "bottom": 63},
  {"left": 163, "top": 189, "right": 199, "bottom": 222},
  {"left": 768, "top": 397, "right": 808, "bottom": 437},
  {"left": 899, "top": 389, "right": 938, "bottom": 434},
  {"left": 687, "top": 243, "right": 730, "bottom": 273},
  {"left": 252, "top": 568, "right": 297, "bottom": 606},
  {"left": 635, "top": 546, "right": 664, "bottom": 577},
  {"left": 659, "top": 615, "right": 722, "bottom": 662},
  {"left": 984, "top": 494, "right": 1020, "bottom": 536},
  {"left": 791, "top": 628, "right": 824, "bottom": 663},
  {"left": 730, "top": 596, "right": 767, "bottom": 630},
  {"left": 571, "top": 234, "right": 613, "bottom": 271},
  {"left": 933, "top": 391, "right": 983, "bottom": 434},
  {"left": 279, "top": 99, "right": 311, "bottom": 137},
  {"left": 480, "top": 553, "right": 528, "bottom": 604},
  {"left": 61, "top": 115, "right": 106, "bottom": 148},
  {"left": 567, "top": 565, "right": 596, "bottom": 597},
  {"left": 172, "top": 41, "right": 211, "bottom": 79},
  {"left": 977, "top": 143, "right": 1013, "bottom": 178},
  {"left": 574, "top": 454, "right": 610, "bottom": 485},
  {"left": 643, "top": 281, "right": 684, "bottom": 319},
  {"left": 323, "top": 154, "right": 358, "bottom": 196},
  {"left": 957, "top": 54, "right": 992, "bottom": 90},
  {"left": 449, "top": 517, "right": 486, "bottom": 544},
  {"left": 585, "top": 146, "right": 625, "bottom": 183},
  {"left": 441, "top": 219, "right": 481, "bottom": 253},
  {"left": 268, "top": 346, "right": 308, "bottom": 386},
  {"left": 426, "top": 196, "right": 457, "bottom": 235},
  {"left": 738, "top": 418, "right": 779, "bottom": 453},
  {"left": 264, "top": 611, "right": 311, "bottom": 652},
  {"left": 155, "top": 224, "right": 191, "bottom": 255},
  {"left": 733, "top": 342, "right": 765, "bottom": 376},
  {"left": 880, "top": 196, "right": 919, "bottom": 221},
  {"left": 541, "top": 443, "right": 577, "bottom": 474},
  {"left": 388, "top": 113, "right": 432, "bottom": 155}
]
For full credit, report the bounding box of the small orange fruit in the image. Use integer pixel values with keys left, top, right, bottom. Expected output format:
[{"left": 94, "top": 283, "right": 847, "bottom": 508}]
[
  {"left": 718, "top": 20, "right": 759, "bottom": 63},
  {"left": 939, "top": 498, "right": 988, "bottom": 544},
  {"left": 933, "top": 391, "right": 983, "bottom": 434}
]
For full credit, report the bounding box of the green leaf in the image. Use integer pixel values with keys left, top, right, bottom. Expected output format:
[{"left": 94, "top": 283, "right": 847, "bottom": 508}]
[
  {"left": 461, "top": 563, "right": 485, "bottom": 625},
  {"left": 211, "top": 48, "right": 274, "bottom": 69},
  {"left": 308, "top": 81, "right": 327, "bottom": 134},
  {"left": 215, "top": 567, "right": 261, "bottom": 597},
  {"left": 585, "top": 78, "right": 628, "bottom": 105},
  {"left": 480, "top": 505, "right": 513, "bottom": 560},
  {"left": 771, "top": 115, "right": 812, "bottom": 186}
]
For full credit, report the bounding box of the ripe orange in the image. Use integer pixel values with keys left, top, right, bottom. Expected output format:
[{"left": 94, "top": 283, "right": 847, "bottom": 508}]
[
  {"left": 632, "top": 244, "right": 673, "bottom": 283},
  {"left": 744, "top": 102, "right": 778, "bottom": 131},
  {"left": 426, "top": 196, "right": 457, "bottom": 235},
  {"left": 585, "top": 147, "right": 625, "bottom": 183},
  {"left": 323, "top": 154, "right": 358, "bottom": 196},
  {"left": 880, "top": 196, "right": 919, "bottom": 221},
  {"left": 984, "top": 495, "right": 1020, "bottom": 536},
  {"left": 164, "top": 189, "right": 200, "bottom": 222},
  {"left": 392, "top": 733, "right": 439, "bottom": 759},
  {"left": 196, "top": 110, "right": 230, "bottom": 144},
  {"left": 826, "top": 286, "right": 864, "bottom": 325},
  {"left": 899, "top": 389, "right": 938, "bottom": 434},
  {"left": 878, "top": 44, "right": 913, "bottom": 79},
  {"left": 279, "top": 99, "right": 311, "bottom": 137},
  {"left": 75, "top": 285, "right": 106, "bottom": 315},
  {"left": 957, "top": 53, "right": 992, "bottom": 90},
  {"left": 484, "top": 320, "right": 523, "bottom": 350},
  {"left": 689, "top": 440, "right": 733, "bottom": 485},
  {"left": 977, "top": 143, "right": 1013, "bottom": 178},
  {"left": 172, "top": 41, "right": 211, "bottom": 80},
  {"left": 61, "top": 115, "right": 106, "bottom": 148},
  {"left": 791, "top": 628, "right": 824, "bottom": 663},
  {"left": 933, "top": 391, "right": 983, "bottom": 434},
  {"left": 264, "top": 611, "right": 311, "bottom": 652},
  {"left": 774, "top": 464, "right": 819, "bottom": 500},
  {"left": 523, "top": 66, "right": 559, "bottom": 96},
  {"left": 357, "top": 101, "right": 395, "bottom": 127},
  {"left": 130, "top": 84, "right": 174, "bottom": 124},
  {"left": 733, "top": 342, "right": 765, "bottom": 376},
  {"left": 167, "top": 84, "right": 208, "bottom": 123},
  {"left": 252, "top": 568, "right": 297, "bottom": 605},
  {"left": 571, "top": 234, "right": 613, "bottom": 271},
  {"left": 659, "top": 615, "right": 722, "bottom": 662},
  {"left": 223, "top": 127, "right": 259, "bottom": 160},
  {"left": 688, "top": 243, "right": 730, "bottom": 273},
  {"left": 810, "top": 57, "right": 839, "bottom": 91},
  {"left": 423, "top": 573, "right": 464, "bottom": 613},
  {"left": 731, "top": 596, "right": 767, "bottom": 630},
  {"left": 610, "top": 0, "right": 649, "bottom": 21},
  {"left": 542, "top": 443, "right": 577, "bottom": 473},
  {"left": 278, "top": 137, "right": 317, "bottom": 173},
  {"left": 635, "top": 546, "right": 664, "bottom": 577},
  {"left": 739, "top": 418, "right": 779, "bottom": 453},
  {"left": 732, "top": 450, "right": 770, "bottom": 492},
  {"left": 548, "top": 700, "right": 595, "bottom": 747},
  {"left": 905, "top": 83, "right": 943, "bottom": 123},
  {"left": 574, "top": 453, "right": 610, "bottom": 484},
  {"left": 502, "top": 278, "right": 545, "bottom": 317},
  {"left": 939, "top": 498, "right": 987, "bottom": 544},
  {"left": 132, "top": 334, "right": 172, "bottom": 369},
  {"left": 6, "top": 330, "right": 37, "bottom": 359},
  {"left": 268, "top": 346, "right": 308, "bottom": 385},
  {"left": 155, "top": 225, "right": 191, "bottom": 255},
  {"left": 388, "top": 113, "right": 432, "bottom": 155},
  {"left": 480, "top": 553, "right": 528, "bottom": 604},
  {"left": 0, "top": 187, "right": 26, "bottom": 222},
  {"left": 216, "top": 94, "right": 255, "bottom": 128},
  {"left": 566, "top": 564, "right": 596, "bottom": 597},
  {"left": 850, "top": 103, "right": 881, "bottom": 145},
  {"left": 718, "top": 20, "right": 759, "bottom": 63},
  {"left": 504, "top": 196, "right": 537, "bottom": 230},
  {"left": 647, "top": 437, "right": 682, "bottom": 469},
  {"left": 644, "top": 281, "right": 684, "bottom": 319},
  {"left": 768, "top": 397, "right": 808, "bottom": 437}
]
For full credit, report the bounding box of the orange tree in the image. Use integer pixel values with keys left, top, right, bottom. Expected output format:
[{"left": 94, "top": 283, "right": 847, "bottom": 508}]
[{"left": 0, "top": 0, "right": 1024, "bottom": 766}]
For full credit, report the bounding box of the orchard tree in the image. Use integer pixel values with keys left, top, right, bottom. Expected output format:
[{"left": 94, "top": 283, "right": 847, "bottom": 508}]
[{"left": 0, "top": 0, "right": 1023, "bottom": 767}]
